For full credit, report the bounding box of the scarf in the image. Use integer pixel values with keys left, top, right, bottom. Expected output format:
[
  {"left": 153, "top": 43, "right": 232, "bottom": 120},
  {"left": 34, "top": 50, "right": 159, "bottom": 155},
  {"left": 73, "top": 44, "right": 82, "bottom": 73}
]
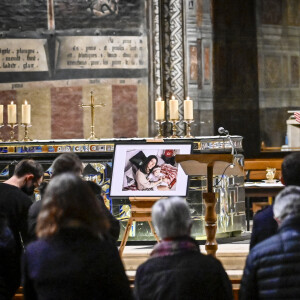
[{"left": 150, "top": 236, "right": 199, "bottom": 258}]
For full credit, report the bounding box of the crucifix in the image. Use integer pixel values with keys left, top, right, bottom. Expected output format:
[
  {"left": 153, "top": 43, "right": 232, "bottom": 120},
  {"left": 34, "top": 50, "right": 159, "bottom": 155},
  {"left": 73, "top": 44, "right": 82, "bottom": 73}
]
[{"left": 79, "top": 91, "right": 105, "bottom": 140}]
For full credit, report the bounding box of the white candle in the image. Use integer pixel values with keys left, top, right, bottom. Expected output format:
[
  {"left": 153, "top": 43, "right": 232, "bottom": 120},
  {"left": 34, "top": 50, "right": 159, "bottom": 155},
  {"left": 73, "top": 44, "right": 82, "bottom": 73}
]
[
  {"left": 0, "top": 105, "right": 3, "bottom": 124},
  {"left": 7, "top": 101, "right": 17, "bottom": 124},
  {"left": 155, "top": 96, "right": 165, "bottom": 120},
  {"left": 184, "top": 96, "right": 193, "bottom": 120},
  {"left": 22, "top": 100, "right": 31, "bottom": 124},
  {"left": 169, "top": 95, "right": 179, "bottom": 120}
]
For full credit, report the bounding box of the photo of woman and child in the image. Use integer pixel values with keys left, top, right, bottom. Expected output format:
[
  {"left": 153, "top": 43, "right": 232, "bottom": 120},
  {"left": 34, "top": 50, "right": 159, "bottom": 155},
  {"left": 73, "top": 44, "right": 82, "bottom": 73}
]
[
  {"left": 122, "top": 150, "right": 178, "bottom": 192},
  {"left": 135, "top": 155, "right": 171, "bottom": 191},
  {"left": 110, "top": 143, "right": 191, "bottom": 197}
]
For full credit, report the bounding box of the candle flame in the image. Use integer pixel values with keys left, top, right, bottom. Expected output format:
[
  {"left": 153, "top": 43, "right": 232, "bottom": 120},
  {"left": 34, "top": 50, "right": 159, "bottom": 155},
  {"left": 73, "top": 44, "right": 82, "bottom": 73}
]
[
  {"left": 158, "top": 97, "right": 162, "bottom": 101},
  {"left": 171, "top": 95, "right": 175, "bottom": 100},
  {"left": 11, "top": 101, "right": 14, "bottom": 105},
  {"left": 186, "top": 96, "right": 190, "bottom": 101},
  {"left": 25, "top": 100, "right": 28, "bottom": 105}
]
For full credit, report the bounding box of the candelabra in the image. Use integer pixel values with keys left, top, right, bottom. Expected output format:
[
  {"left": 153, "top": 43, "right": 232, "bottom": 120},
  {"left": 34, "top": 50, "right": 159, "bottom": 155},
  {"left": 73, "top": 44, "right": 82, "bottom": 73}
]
[
  {"left": 21, "top": 123, "right": 32, "bottom": 141},
  {"left": 184, "top": 119, "right": 194, "bottom": 138},
  {"left": 169, "top": 119, "right": 179, "bottom": 138},
  {"left": 154, "top": 120, "right": 165, "bottom": 139},
  {"left": 7, "top": 123, "right": 18, "bottom": 142}
]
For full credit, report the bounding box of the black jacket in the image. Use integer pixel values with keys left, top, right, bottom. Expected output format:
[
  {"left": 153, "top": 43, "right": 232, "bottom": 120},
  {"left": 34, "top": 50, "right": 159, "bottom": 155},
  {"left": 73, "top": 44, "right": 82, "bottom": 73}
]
[
  {"left": 134, "top": 237, "right": 233, "bottom": 300},
  {"left": 240, "top": 216, "right": 300, "bottom": 299},
  {"left": 250, "top": 205, "right": 278, "bottom": 249},
  {"left": 0, "top": 215, "right": 18, "bottom": 300},
  {"left": 0, "top": 183, "right": 32, "bottom": 298},
  {"left": 22, "top": 227, "right": 132, "bottom": 300}
]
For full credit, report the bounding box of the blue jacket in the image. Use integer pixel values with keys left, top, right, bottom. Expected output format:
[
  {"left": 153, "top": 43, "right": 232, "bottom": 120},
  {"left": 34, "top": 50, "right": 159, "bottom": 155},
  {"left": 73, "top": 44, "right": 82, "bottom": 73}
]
[
  {"left": 22, "top": 227, "right": 132, "bottom": 300},
  {"left": 240, "top": 216, "right": 300, "bottom": 299},
  {"left": 250, "top": 205, "right": 278, "bottom": 249}
]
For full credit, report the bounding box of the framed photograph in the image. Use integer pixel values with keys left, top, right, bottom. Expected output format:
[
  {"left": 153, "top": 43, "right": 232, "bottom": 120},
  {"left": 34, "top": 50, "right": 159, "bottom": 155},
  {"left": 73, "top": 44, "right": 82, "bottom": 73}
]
[{"left": 110, "top": 143, "right": 192, "bottom": 197}]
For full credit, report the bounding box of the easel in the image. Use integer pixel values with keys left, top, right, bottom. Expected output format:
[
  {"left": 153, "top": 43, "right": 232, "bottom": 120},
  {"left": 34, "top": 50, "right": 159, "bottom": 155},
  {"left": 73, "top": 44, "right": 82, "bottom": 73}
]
[
  {"left": 119, "top": 197, "right": 160, "bottom": 256},
  {"left": 176, "top": 154, "right": 242, "bottom": 257}
]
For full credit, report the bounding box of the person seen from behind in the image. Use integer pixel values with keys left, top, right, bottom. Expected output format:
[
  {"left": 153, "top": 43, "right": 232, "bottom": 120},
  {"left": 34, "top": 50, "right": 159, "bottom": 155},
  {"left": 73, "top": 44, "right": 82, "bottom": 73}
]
[
  {"left": 134, "top": 197, "right": 233, "bottom": 300},
  {"left": 240, "top": 185, "right": 300, "bottom": 299},
  {"left": 22, "top": 173, "right": 132, "bottom": 300},
  {"left": 250, "top": 151, "right": 300, "bottom": 249}
]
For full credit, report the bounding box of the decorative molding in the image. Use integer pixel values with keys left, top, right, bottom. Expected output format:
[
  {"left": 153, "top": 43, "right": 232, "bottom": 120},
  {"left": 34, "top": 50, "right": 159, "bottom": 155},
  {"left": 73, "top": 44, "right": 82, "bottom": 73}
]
[
  {"left": 169, "top": 0, "right": 185, "bottom": 135},
  {"left": 153, "top": 0, "right": 162, "bottom": 98}
]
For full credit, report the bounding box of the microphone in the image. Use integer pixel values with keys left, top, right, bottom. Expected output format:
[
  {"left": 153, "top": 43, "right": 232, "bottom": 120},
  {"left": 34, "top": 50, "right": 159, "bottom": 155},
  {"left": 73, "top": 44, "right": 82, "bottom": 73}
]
[
  {"left": 218, "top": 127, "right": 229, "bottom": 135},
  {"left": 218, "top": 127, "right": 236, "bottom": 157}
]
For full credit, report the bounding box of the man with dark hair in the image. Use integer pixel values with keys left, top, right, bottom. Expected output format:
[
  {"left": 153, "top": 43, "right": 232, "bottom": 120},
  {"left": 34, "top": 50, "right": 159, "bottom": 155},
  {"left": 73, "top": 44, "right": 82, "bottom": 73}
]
[
  {"left": 250, "top": 152, "right": 300, "bottom": 249},
  {"left": 51, "top": 152, "right": 83, "bottom": 178},
  {"left": 27, "top": 153, "right": 83, "bottom": 242},
  {"left": 0, "top": 159, "right": 43, "bottom": 299}
]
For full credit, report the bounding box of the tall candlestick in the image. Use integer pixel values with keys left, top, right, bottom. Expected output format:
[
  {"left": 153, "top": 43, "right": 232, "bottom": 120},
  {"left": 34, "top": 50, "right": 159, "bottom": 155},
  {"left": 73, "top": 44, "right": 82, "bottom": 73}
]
[
  {"left": 184, "top": 96, "right": 193, "bottom": 120},
  {"left": 0, "top": 105, "right": 3, "bottom": 124},
  {"left": 169, "top": 95, "right": 179, "bottom": 120},
  {"left": 8, "top": 101, "right": 17, "bottom": 124},
  {"left": 22, "top": 100, "right": 31, "bottom": 124},
  {"left": 155, "top": 96, "right": 165, "bottom": 120}
]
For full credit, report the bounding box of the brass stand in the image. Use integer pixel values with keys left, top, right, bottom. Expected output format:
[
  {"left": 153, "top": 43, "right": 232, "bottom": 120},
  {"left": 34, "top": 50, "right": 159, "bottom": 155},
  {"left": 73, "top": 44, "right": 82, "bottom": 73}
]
[
  {"left": 170, "top": 119, "right": 179, "bottom": 138},
  {"left": 184, "top": 119, "right": 194, "bottom": 138},
  {"left": 79, "top": 91, "right": 105, "bottom": 140},
  {"left": 21, "top": 123, "right": 32, "bottom": 141},
  {"left": 8, "top": 123, "right": 18, "bottom": 141},
  {"left": 155, "top": 120, "right": 165, "bottom": 139},
  {"left": 0, "top": 124, "right": 4, "bottom": 142}
]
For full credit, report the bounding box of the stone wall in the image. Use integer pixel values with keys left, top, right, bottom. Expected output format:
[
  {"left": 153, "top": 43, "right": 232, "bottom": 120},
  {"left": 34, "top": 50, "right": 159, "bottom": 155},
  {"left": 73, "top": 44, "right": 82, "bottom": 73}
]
[{"left": 0, "top": 0, "right": 149, "bottom": 140}]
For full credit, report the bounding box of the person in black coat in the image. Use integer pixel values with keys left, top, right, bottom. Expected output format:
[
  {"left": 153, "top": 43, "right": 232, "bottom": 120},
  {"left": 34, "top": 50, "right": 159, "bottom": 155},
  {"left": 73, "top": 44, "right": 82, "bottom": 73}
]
[
  {"left": 0, "top": 159, "right": 44, "bottom": 299},
  {"left": 22, "top": 173, "right": 132, "bottom": 300},
  {"left": 0, "top": 213, "right": 17, "bottom": 300},
  {"left": 240, "top": 186, "right": 300, "bottom": 300},
  {"left": 250, "top": 152, "right": 300, "bottom": 249},
  {"left": 134, "top": 197, "right": 233, "bottom": 300}
]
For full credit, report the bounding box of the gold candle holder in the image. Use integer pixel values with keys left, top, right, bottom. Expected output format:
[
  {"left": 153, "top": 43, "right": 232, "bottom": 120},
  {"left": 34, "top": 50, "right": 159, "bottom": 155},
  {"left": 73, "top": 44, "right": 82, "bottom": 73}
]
[
  {"left": 0, "top": 124, "right": 3, "bottom": 142},
  {"left": 170, "top": 119, "right": 179, "bottom": 138},
  {"left": 21, "top": 123, "right": 32, "bottom": 141},
  {"left": 8, "top": 123, "right": 18, "bottom": 142},
  {"left": 155, "top": 120, "right": 165, "bottom": 139},
  {"left": 184, "top": 119, "right": 194, "bottom": 138}
]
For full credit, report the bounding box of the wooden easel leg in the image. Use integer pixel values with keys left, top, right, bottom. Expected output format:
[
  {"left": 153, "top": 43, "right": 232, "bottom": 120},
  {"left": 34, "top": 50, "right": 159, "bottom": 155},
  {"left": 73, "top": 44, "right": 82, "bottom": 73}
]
[
  {"left": 148, "top": 221, "right": 160, "bottom": 242},
  {"left": 119, "top": 218, "right": 133, "bottom": 256},
  {"left": 203, "top": 192, "right": 218, "bottom": 257}
]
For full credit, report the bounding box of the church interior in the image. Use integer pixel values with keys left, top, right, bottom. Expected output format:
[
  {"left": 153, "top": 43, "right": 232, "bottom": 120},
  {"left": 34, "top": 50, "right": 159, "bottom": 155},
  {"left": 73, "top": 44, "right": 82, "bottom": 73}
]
[{"left": 0, "top": 0, "right": 300, "bottom": 299}]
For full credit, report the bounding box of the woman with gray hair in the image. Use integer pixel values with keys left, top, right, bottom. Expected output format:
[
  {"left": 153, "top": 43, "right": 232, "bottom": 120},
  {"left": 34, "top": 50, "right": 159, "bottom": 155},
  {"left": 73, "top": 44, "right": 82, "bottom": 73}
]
[
  {"left": 134, "top": 197, "right": 233, "bottom": 300},
  {"left": 240, "top": 185, "right": 300, "bottom": 299}
]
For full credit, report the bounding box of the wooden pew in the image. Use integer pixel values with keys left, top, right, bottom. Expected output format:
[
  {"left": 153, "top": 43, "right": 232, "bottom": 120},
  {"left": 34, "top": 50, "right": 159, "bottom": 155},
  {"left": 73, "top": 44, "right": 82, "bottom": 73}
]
[{"left": 244, "top": 159, "right": 283, "bottom": 182}]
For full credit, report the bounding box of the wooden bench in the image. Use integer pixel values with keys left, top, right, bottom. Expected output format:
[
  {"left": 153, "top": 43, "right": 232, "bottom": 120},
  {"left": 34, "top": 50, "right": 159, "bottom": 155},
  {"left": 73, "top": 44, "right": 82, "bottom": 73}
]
[{"left": 244, "top": 159, "right": 283, "bottom": 182}]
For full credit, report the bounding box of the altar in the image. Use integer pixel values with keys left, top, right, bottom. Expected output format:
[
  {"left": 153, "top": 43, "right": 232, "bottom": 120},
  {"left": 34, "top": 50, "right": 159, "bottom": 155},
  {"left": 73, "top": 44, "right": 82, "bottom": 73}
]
[{"left": 0, "top": 136, "right": 246, "bottom": 242}]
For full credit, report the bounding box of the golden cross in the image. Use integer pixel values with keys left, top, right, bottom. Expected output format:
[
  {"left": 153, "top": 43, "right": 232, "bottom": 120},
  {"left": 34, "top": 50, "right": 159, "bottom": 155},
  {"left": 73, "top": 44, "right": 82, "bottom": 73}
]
[{"left": 79, "top": 91, "right": 106, "bottom": 140}]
